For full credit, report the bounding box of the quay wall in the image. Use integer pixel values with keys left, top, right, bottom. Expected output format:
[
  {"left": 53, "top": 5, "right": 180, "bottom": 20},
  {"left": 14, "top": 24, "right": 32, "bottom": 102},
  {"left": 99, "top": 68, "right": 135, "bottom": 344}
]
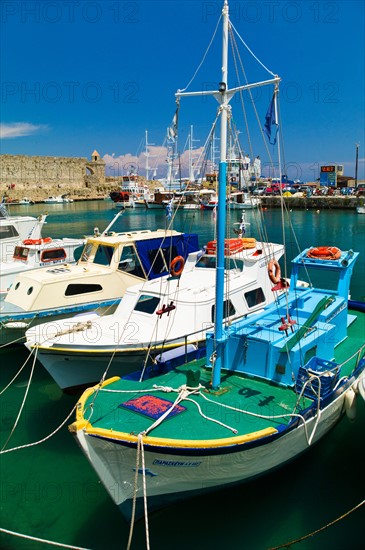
[{"left": 261, "top": 196, "right": 361, "bottom": 210}]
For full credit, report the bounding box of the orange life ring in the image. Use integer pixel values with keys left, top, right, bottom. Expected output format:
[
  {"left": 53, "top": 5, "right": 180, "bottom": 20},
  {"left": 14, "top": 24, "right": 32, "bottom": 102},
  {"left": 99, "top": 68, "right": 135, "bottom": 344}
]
[
  {"left": 170, "top": 256, "right": 185, "bottom": 276},
  {"left": 307, "top": 246, "right": 341, "bottom": 260},
  {"left": 23, "top": 237, "right": 52, "bottom": 246},
  {"left": 268, "top": 258, "right": 281, "bottom": 284}
]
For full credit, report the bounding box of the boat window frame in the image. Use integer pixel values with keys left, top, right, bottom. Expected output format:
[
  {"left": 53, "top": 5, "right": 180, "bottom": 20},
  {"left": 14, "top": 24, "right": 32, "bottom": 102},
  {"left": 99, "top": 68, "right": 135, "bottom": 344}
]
[
  {"left": 211, "top": 299, "right": 236, "bottom": 322},
  {"left": 0, "top": 224, "right": 19, "bottom": 240},
  {"left": 244, "top": 287, "right": 266, "bottom": 309},
  {"left": 13, "top": 246, "right": 30, "bottom": 260},
  {"left": 133, "top": 294, "right": 160, "bottom": 314},
  {"left": 40, "top": 248, "right": 67, "bottom": 262}
]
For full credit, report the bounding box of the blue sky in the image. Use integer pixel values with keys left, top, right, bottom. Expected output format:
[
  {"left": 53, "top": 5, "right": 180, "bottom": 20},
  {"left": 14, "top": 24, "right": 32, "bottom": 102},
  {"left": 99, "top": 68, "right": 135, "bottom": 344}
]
[{"left": 1, "top": 0, "right": 364, "bottom": 182}]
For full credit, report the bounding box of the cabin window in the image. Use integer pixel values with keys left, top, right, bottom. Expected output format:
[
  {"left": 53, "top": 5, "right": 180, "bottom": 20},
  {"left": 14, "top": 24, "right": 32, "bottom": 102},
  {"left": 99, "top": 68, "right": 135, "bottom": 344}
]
[
  {"left": 80, "top": 242, "right": 93, "bottom": 262},
  {"left": 0, "top": 225, "right": 19, "bottom": 239},
  {"left": 196, "top": 256, "right": 244, "bottom": 271},
  {"left": 27, "top": 286, "right": 34, "bottom": 295},
  {"left": 118, "top": 245, "right": 145, "bottom": 278},
  {"left": 15, "top": 282, "right": 20, "bottom": 290},
  {"left": 41, "top": 248, "right": 67, "bottom": 262},
  {"left": 211, "top": 299, "right": 236, "bottom": 322},
  {"left": 65, "top": 283, "right": 103, "bottom": 296},
  {"left": 244, "top": 287, "right": 266, "bottom": 308},
  {"left": 13, "top": 246, "right": 29, "bottom": 260},
  {"left": 92, "top": 245, "right": 114, "bottom": 266},
  {"left": 134, "top": 294, "right": 160, "bottom": 314}
]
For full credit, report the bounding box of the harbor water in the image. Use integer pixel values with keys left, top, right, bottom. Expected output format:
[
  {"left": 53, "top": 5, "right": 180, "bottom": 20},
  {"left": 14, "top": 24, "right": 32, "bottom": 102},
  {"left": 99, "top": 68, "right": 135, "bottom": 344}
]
[{"left": 0, "top": 201, "right": 364, "bottom": 550}]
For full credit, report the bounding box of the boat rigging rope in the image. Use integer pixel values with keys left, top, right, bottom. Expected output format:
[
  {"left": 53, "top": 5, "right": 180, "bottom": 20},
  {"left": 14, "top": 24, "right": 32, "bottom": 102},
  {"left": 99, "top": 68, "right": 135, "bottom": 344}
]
[
  {"left": 230, "top": 20, "right": 276, "bottom": 77},
  {"left": 179, "top": 13, "right": 222, "bottom": 93},
  {"left": 267, "top": 499, "right": 365, "bottom": 550}
]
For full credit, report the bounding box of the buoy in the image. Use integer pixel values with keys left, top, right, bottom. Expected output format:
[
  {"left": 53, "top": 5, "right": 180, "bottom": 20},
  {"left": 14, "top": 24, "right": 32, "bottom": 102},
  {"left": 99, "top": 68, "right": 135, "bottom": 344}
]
[
  {"left": 344, "top": 387, "right": 357, "bottom": 421},
  {"left": 353, "top": 377, "right": 365, "bottom": 401}
]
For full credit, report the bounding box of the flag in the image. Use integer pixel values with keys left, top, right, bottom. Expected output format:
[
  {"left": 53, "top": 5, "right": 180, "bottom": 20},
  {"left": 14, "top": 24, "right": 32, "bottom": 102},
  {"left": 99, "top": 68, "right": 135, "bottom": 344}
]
[
  {"left": 167, "top": 108, "right": 179, "bottom": 142},
  {"left": 165, "top": 198, "right": 173, "bottom": 221},
  {"left": 264, "top": 94, "right": 278, "bottom": 145},
  {"left": 0, "top": 198, "right": 8, "bottom": 218}
]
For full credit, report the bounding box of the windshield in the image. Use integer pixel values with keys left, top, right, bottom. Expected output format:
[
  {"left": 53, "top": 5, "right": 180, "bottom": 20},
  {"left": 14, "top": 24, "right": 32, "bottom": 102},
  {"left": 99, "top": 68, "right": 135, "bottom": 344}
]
[{"left": 196, "top": 256, "right": 244, "bottom": 271}]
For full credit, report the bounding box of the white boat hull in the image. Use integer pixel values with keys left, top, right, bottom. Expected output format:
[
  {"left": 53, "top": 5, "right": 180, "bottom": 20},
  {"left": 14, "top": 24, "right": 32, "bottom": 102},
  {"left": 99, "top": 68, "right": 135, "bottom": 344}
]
[{"left": 75, "top": 391, "right": 347, "bottom": 519}]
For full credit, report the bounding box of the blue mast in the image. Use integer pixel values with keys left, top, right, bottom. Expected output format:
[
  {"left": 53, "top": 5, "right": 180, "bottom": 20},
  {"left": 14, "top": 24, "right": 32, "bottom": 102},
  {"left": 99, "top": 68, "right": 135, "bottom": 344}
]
[{"left": 212, "top": 0, "right": 230, "bottom": 389}]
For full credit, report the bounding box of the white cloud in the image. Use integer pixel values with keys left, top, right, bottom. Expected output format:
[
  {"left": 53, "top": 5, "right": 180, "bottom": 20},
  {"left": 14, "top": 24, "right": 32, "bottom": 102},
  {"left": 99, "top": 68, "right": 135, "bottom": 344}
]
[
  {"left": 0, "top": 122, "right": 47, "bottom": 139},
  {"left": 103, "top": 145, "right": 206, "bottom": 179}
]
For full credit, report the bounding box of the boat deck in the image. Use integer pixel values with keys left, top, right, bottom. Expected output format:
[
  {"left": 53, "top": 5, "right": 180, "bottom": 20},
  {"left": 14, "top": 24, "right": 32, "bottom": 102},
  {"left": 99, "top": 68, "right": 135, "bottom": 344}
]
[{"left": 79, "top": 309, "right": 364, "bottom": 443}]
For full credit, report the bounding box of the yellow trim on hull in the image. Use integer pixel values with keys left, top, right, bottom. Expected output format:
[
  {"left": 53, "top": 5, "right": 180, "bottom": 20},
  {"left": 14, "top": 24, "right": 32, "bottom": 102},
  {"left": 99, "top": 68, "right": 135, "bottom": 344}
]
[
  {"left": 71, "top": 422, "right": 277, "bottom": 448},
  {"left": 32, "top": 339, "right": 203, "bottom": 354},
  {"left": 69, "top": 378, "right": 278, "bottom": 448}
]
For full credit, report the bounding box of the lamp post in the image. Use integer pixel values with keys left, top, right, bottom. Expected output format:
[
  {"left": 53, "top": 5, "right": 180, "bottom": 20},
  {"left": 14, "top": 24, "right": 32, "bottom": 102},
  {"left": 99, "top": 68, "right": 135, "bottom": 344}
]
[{"left": 355, "top": 142, "right": 359, "bottom": 187}]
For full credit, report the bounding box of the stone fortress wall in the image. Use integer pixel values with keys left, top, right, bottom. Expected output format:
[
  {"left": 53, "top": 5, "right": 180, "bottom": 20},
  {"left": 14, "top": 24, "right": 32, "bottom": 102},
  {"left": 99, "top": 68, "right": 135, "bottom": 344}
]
[{"left": 0, "top": 150, "right": 118, "bottom": 201}]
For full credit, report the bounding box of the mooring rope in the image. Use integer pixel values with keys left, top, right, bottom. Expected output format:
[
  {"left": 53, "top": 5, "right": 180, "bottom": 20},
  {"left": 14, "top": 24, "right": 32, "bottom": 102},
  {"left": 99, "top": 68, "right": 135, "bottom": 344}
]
[
  {"left": 0, "top": 402, "right": 77, "bottom": 455},
  {"left": 1, "top": 345, "right": 39, "bottom": 451},
  {"left": 268, "top": 499, "right": 365, "bottom": 549},
  {"left": 0, "top": 344, "right": 36, "bottom": 396},
  {"left": 0, "top": 528, "right": 91, "bottom": 549}
]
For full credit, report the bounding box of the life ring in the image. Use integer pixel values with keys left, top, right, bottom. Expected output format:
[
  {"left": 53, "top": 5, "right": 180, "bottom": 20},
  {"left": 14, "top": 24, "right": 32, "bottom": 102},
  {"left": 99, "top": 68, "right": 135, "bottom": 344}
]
[
  {"left": 268, "top": 258, "right": 281, "bottom": 284},
  {"left": 307, "top": 246, "right": 341, "bottom": 260},
  {"left": 170, "top": 256, "right": 185, "bottom": 277},
  {"left": 23, "top": 237, "right": 52, "bottom": 245}
]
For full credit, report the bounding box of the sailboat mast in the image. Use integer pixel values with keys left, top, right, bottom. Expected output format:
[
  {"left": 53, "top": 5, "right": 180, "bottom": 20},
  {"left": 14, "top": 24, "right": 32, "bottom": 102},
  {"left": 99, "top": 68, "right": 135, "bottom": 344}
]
[{"left": 212, "top": 0, "right": 229, "bottom": 388}]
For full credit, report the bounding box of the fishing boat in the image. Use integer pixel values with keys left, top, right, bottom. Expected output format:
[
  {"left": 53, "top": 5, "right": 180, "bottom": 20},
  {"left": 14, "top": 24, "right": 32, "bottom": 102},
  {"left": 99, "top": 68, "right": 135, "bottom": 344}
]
[
  {"left": 0, "top": 235, "right": 84, "bottom": 302},
  {"left": 67, "top": 0, "right": 364, "bottom": 526},
  {"left": 4, "top": 197, "right": 34, "bottom": 205},
  {"left": 0, "top": 212, "right": 199, "bottom": 346},
  {"left": 0, "top": 204, "right": 46, "bottom": 262},
  {"left": 228, "top": 191, "right": 261, "bottom": 209},
  {"left": 24, "top": 220, "right": 285, "bottom": 391}
]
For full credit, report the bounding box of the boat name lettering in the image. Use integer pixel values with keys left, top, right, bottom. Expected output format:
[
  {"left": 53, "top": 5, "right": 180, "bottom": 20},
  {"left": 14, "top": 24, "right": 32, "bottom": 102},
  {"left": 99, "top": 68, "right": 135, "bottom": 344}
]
[{"left": 152, "top": 459, "right": 202, "bottom": 467}]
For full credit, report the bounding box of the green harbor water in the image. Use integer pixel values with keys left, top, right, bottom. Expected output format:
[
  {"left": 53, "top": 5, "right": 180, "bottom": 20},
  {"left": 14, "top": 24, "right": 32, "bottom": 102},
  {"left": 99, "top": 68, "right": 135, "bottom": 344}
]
[{"left": 0, "top": 201, "right": 364, "bottom": 550}]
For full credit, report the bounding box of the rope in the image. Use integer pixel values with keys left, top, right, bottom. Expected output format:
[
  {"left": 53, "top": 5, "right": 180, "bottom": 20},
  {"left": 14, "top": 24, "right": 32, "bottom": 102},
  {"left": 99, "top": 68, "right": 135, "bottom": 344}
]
[
  {"left": 140, "top": 434, "right": 150, "bottom": 550},
  {"left": 0, "top": 332, "right": 26, "bottom": 347},
  {"left": 1, "top": 345, "right": 38, "bottom": 451},
  {"left": 126, "top": 435, "right": 142, "bottom": 550},
  {"left": 179, "top": 13, "right": 222, "bottom": 93},
  {"left": 0, "top": 402, "right": 77, "bottom": 455},
  {"left": 0, "top": 528, "right": 91, "bottom": 550},
  {"left": 0, "top": 345, "right": 36, "bottom": 396},
  {"left": 230, "top": 21, "right": 276, "bottom": 77},
  {"left": 268, "top": 499, "right": 365, "bottom": 550}
]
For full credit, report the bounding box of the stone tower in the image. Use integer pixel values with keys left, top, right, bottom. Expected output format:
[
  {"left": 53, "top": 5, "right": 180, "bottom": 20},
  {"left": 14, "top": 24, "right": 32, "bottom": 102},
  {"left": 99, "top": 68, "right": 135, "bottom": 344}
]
[{"left": 85, "top": 150, "right": 106, "bottom": 186}]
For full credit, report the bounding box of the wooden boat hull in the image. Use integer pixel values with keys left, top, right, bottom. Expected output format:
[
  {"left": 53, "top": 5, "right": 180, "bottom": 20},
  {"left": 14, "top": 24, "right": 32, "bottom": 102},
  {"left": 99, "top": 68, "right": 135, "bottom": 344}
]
[{"left": 73, "top": 384, "right": 356, "bottom": 520}]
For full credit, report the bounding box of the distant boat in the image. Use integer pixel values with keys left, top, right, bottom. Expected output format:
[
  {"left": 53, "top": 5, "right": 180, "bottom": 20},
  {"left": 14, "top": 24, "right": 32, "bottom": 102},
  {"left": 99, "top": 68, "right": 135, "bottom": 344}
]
[
  {"left": 1, "top": 216, "right": 199, "bottom": 347},
  {"left": 0, "top": 235, "right": 84, "bottom": 302},
  {"left": 356, "top": 204, "right": 365, "bottom": 214},
  {"left": 0, "top": 204, "right": 47, "bottom": 262},
  {"left": 229, "top": 191, "right": 261, "bottom": 209},
  {"left": 4, "top": 197, "right": 34, "bottom": 205},
  {"left": 44, "top": 195, "right": 73, "bottom": 204}
]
